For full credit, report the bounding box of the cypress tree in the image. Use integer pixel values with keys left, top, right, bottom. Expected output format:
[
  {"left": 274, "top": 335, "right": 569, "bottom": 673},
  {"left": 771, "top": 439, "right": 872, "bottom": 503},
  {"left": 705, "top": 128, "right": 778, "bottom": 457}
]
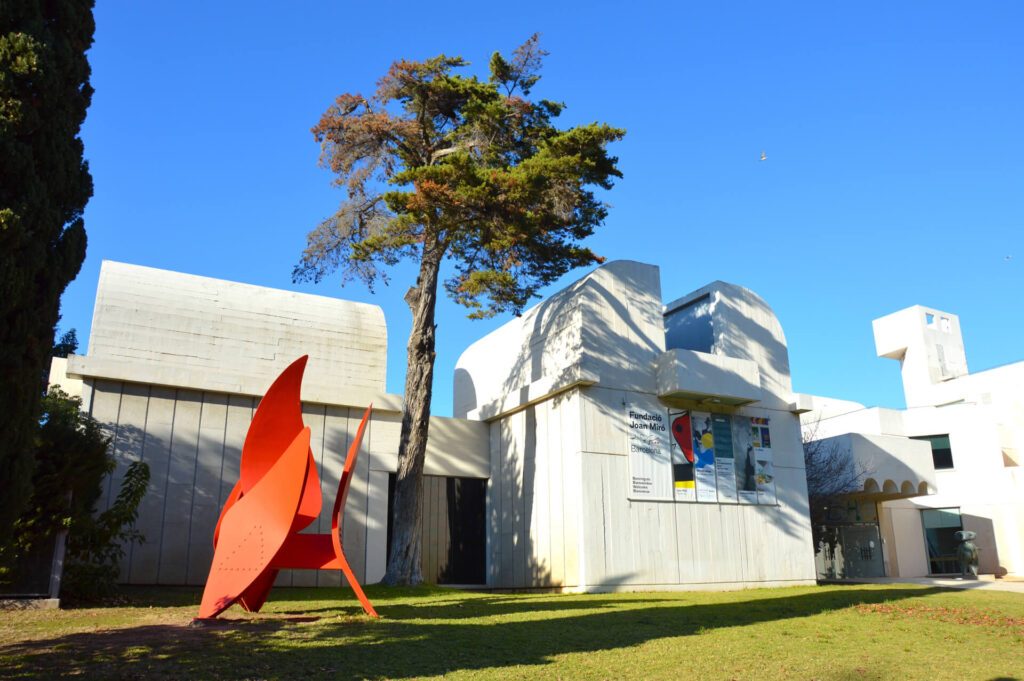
[{"left": 0, "top": 0, "right": 94, "bottom": 546}]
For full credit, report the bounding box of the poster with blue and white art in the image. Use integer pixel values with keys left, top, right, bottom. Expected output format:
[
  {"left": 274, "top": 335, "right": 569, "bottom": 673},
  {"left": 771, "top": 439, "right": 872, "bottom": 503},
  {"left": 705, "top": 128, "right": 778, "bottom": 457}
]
[
  {"left": 731, "top": 416, "right": 759, "bottom": 504},
  {"left": 710, "top": 413, "right": 737, "bottom": 502},
  {"left": 751, "top": 416, "right": 777, "bottom": 504},
  {"left": 689, "top": 411, "right": 718, "bottom": 502}
]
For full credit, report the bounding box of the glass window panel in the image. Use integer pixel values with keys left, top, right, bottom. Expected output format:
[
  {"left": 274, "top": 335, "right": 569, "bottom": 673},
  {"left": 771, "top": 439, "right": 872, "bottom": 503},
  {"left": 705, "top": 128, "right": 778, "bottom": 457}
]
[
  {"left": 911, "top": 434, "right": 954, "bottom": 470},
  {"left": 921, "top": 507, "right": 963, "bottom": 574},
  {"left": 922, "top": 508, "right": 962, "bottom": 529}
]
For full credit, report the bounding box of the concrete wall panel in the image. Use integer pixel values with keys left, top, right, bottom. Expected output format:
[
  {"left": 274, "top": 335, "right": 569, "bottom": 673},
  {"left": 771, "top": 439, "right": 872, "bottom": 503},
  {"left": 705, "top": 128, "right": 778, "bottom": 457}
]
[
  {"left": 89, "top": 380, "right": 123, "bottom": 514},
  {"left": 186, "top": 393, "right": 228, "bottom": 584},
  {"left": 364, "top": 470, "right": 390, "bottom": 583},
  {"left": 82, "top": 261, "right": 388, "bottom": 401},
  {"left": 158, "top": 389, "right": 202, "bottom": 584},
  {"left": 321, "top": 405, "right": 350, "bottom": 587},
  {"left": 129, "top": 386, "right": 175, "bottom": 583}
]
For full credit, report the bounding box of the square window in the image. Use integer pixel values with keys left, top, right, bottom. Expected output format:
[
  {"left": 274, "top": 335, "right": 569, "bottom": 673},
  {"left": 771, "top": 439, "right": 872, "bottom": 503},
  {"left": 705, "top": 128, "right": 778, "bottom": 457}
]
[
  {"left": 911, "top": 434, "right": 954, "bottom": 469},
  {"left": 941, "top": 316, "right": 951, "bottom": 333},
  {"left": 925, "top": 312, "right": 935, "bottom": 326}
]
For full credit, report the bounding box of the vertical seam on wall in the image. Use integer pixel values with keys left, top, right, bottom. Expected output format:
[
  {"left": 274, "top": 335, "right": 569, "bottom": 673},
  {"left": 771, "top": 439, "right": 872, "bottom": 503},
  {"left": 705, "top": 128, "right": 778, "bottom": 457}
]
[
  {"left": 364, "top": 405, "right": 372, "bottom": 585},
  {"left": 600, "top": 455, "right": 608, "bottom": 579},
  {"left": 501, "top": 418, "right": 510, "bottom": 587},
  {"left": 575, "top": 390, "right": 587, "bottom": 589},
  {"left": 155, "top": 389, "right": 179, "bottom": 584},
  {"left": 672, "top": 468, "right": 682, "bottom": 584},
  {"left": 547, "top": 397, "right": 556, "bottom": 586},
  {"left": 361, "top": 408, "right": 369, "bottom": 586},
  {"left": 103, "top": 381, "right": 126, "bottom": 513},
  {"left": 183, "top": 392, "right": 205, "bottom": 584},
  {"left": 126, "top": 384, "right": 152, "bottom": 584},
  {"left": 313, "top": 402, "right": 326, "bottom": 586},
  {"left": 518, "top": 410, "right": 528, "bottom": 588},
  {"left": 485, "top": 423, "right": 496, "bottom": 586},
  {"left": 82, "top": 379, "right": 94, "bottom": 416},
  {"left": 215, "top": 395, "right": 229, "bottom": 532},
  {"left": 556, "top": 398, "right": 565, "bottom": 587}
]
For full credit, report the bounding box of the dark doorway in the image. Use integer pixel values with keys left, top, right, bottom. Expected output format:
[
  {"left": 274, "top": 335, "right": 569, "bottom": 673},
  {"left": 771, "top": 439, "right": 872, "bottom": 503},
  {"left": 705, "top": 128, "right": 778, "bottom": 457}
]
[
  {"left": 922, "top": 507, "right": 963, "bottom": 575},
  {"left": 387, "top": 474, "right": 486, "bottom": 585}
]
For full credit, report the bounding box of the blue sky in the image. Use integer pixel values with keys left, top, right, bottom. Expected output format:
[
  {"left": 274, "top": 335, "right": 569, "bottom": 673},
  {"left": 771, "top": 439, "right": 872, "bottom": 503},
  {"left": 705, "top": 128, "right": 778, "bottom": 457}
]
[{"left": 62, "top": 1, "right": 1023, "bottom": 415}]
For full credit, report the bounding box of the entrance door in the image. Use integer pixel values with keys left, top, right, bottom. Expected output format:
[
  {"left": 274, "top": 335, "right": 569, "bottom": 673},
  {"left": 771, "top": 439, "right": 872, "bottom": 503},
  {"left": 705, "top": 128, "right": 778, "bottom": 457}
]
[
  {"left": 386, "top": 474, "right": 486, "bottom": 584},
  {"left": 840, "top": 525, "right": 885, "bottom": 578},
  {"left": 921, "top": 508, "right": 963, "bottom": 575}
]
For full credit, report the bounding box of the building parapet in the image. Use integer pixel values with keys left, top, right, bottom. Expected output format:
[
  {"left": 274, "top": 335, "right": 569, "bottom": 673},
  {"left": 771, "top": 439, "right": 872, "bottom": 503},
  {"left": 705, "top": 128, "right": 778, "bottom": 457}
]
[{"left": 656, "top": 348, "right": 761, "bottom": 406}]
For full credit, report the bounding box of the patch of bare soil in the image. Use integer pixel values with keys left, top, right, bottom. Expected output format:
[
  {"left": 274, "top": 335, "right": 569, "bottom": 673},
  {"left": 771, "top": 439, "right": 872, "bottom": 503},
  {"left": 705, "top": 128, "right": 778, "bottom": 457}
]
[{"left": 856, "top": 603, "right": 1024, "bottom": 631}]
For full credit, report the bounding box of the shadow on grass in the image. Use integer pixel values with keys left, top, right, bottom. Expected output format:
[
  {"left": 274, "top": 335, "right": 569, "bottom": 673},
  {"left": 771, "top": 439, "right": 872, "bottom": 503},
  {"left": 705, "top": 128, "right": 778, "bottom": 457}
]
[{"left": 0, "top": 586, "right": 952, "bottom": 680}]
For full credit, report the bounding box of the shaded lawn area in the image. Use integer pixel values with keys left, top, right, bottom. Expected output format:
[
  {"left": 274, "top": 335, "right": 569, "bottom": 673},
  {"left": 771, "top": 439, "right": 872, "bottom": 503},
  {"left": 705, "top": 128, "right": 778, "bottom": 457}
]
[{"left": 1, "top": 584, "right": 1022, "bottom": 680}]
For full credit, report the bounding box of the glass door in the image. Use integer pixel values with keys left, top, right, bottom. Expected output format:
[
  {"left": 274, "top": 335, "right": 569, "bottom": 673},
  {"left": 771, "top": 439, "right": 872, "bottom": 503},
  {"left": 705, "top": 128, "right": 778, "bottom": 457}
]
[{"left": 921, "top": 508, "right": 963, "bottom": 575}]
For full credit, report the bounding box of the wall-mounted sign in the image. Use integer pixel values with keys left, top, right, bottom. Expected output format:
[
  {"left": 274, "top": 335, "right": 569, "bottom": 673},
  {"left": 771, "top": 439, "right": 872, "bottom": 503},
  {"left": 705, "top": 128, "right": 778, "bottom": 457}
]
[
  {"left": 731, "top": 416, "right": 758, "bottom": 504},
  {"left": 628, "top": 406, "right": 776, "bottom": 506},
  {"left": 751, "top": 416, "right": 777, "bottom": 504},
  {"left": 626, "top": 401, "right": 673, "bottom": 501},
  {"left": 710, "top": 413, "right": 737, "bottom": 502},
  {"left": 689, "top": 412, "right": 718, "bottom": 502},
  {"left": 669, "top": 412, "right": 696, "bottom": 502}
]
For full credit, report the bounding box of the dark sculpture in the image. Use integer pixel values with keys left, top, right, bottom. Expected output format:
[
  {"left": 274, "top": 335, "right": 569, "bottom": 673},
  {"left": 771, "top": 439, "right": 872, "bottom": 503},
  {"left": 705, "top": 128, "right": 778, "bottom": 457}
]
[{"left": 954, "top": 530, "right": 979, "bottom": 579}]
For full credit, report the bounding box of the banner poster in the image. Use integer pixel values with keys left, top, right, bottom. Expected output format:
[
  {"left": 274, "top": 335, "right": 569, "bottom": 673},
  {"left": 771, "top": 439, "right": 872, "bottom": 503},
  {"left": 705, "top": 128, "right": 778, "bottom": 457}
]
[
  {"left": 668, "top": 411, "right": 696, "bottom": 502},
  {"left": 710, "top": 413, "right": 737, "bottom": 502},
  {"left": 626, "top": 402, "right": 673, "bottom": 501},
  {"left": 751, "top": 416, "right": 777, "bottom": 504},
  {"left": 731, "top": 416, "right": 759, "bottom": 504},
  {"left": 689, "top": 411, "right": 718, "bottom": 502}
]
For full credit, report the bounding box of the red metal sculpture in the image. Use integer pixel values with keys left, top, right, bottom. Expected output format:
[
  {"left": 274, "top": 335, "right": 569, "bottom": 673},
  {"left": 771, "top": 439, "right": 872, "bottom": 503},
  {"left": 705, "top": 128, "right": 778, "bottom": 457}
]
[{"left": 197, "top": 355, "right": 379, "bottom": 619}]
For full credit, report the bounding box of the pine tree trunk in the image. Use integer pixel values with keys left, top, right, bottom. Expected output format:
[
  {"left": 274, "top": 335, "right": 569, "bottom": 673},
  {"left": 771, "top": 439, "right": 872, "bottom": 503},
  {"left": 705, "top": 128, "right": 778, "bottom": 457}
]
[{"left": 381, "top": 239, "right": 442, "bottom": 586}]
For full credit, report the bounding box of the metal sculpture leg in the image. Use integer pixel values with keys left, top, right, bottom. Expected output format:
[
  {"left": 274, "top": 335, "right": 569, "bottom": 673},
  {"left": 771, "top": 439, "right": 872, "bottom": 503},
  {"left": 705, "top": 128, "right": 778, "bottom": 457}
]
[{"left": 332, "top": 405, "right": 377, "bottom": 617}]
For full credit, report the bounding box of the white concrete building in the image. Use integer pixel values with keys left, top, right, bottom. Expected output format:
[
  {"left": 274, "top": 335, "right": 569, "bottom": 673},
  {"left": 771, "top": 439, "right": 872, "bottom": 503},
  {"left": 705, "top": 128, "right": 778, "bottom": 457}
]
[
  {"left": 455, "top": 262, "right": 817, "bottom": 590},
  {"left": 53, "top": 259, "right": 820, "bottom": 590},
  {"left": 801, "top": 306, "right": 1024, "bottom": 579},
  {"left": 53, "top": 261, "right": 490, "bottom": 588}
]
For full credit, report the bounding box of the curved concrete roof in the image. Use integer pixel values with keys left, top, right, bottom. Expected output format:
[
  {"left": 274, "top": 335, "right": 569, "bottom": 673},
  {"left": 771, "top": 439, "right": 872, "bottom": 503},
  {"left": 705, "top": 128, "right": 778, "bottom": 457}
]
[
  {"left": 71, "top": 261, "right": 388, "bottom": 402},
  {"left": 454, "top": 260, "right": 664, "bottom": 419},
  {"left": 663, "top": 280, "right": 793, "bottom": 407}
]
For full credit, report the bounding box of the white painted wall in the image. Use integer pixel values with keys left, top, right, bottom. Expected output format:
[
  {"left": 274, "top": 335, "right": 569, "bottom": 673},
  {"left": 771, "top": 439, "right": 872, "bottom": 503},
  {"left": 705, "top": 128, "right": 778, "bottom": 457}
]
[
  {"left": 807, "top": 432, "right": 935, "bottom": 498},
  {"left": 664, "top": 281, "right": 794, "bottom": 410},
  {"left": 58, "top": 262, "right": 490, "bottom": 586},
  {"left": 873, "top": 305, "right": 969, "bottom": 407},
  {"left": 456, "top": 261, "right": 817, "bottom": 590},
  {"left": 454, "top": 260, "right": 665, "bottom": 420},
  {"left": 64, "top": 258, "right": 823, "bottom": 590},
  {"left": 800, "top": 305, "right": 1024, "bottom": 577},
  {"left": 71, "top": 261, "right": 392, "bottom": 407}
]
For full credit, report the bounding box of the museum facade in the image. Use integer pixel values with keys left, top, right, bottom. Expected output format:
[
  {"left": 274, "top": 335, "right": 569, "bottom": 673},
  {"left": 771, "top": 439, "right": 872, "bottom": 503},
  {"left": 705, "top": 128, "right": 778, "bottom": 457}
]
[
  {"left": 52, "top": 259, "right": 831, "bottom": 590},
  {"left": 800, "top": 306, "right": 1024, "bottom": 580},
  {"left": 57, "top": 259, "right": 1024, "bottom": 589}
]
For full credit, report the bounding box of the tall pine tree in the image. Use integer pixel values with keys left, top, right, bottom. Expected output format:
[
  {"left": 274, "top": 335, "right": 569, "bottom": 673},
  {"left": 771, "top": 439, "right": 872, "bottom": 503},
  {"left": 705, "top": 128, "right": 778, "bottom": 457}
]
[
  {"left": 296, "top": 36, "right": 623, "bottom": 584},
  {"left": 0, "top": 0, "right": 94, "bottom": 547}
]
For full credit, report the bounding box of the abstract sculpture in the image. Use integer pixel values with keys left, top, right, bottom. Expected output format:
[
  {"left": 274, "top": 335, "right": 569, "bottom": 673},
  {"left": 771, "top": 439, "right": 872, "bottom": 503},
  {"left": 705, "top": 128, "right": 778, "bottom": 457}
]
[
  {"left": 197, "top": 356, "right": 379, "bottom": 619},
  {"left": 955, "top": 530, "right": 980, "bottom": 579}
]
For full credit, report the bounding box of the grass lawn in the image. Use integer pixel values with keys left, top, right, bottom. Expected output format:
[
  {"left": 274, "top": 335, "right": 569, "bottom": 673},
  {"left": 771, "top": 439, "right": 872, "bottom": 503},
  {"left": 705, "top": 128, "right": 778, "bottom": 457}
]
[{"left": 1, "top": 584, "right": 1022, "bottom": 680}]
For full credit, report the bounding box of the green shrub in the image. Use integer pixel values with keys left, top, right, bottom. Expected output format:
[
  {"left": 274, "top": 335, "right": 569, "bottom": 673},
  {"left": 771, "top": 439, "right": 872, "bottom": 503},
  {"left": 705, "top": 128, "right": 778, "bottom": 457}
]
[
  {"left": 62, "top": 458, "right": 149, "bottom": 601},
  {"left": 0, "top": 387, "right": 149, "bottom": 602}
]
